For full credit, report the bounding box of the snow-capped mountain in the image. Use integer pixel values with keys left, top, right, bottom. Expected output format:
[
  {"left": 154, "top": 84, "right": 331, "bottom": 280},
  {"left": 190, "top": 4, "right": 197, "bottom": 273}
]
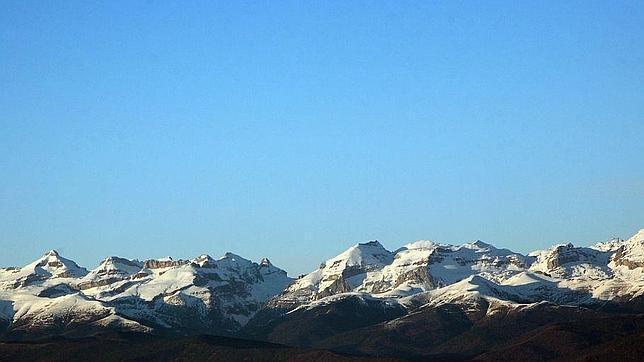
[
  {"left": 0, "top": 251, "right": 292, "bottom": 339},
  {"left": 612, "top": 228, "right": 644, "bottom": 269},
  {"left": 279, "top": 230, "right": 643, "bottom": 309},
  {"left": 1, "top": 229, "right": 644, "bottom": 342},
  {"left": 269, "top": 238, "right": 532, "bottom": 310},
  {"left": 236, "top": 230, "right": 644, "bottom": 355},
  {"left": 0, "top": 250, "right": 88, "bottom": 290},
  {"left": 248, "top": 229, "right": 644, "bottom": 345},
  {"left": 528, "top": 243, "right": 614, "bottom": 279}
]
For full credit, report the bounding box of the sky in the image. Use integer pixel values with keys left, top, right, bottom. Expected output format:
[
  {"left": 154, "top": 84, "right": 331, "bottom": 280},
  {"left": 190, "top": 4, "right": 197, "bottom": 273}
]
[{"left": 1, "top": 1, "right": 643, "bottom": 275}]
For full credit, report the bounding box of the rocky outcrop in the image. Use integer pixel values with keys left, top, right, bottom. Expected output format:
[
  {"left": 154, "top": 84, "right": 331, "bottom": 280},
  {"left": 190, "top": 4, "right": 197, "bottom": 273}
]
[
  {"left": 546, "top": 244, "right": 582, "bottom": 269},
  {"left": 316, "top": 277, "right": 351, "bottom": 299},
  {"left": 393, "top": 266, "right": 437, "bottom": 290},
  {"left": 613, "top": 245, "right": 644, "bottom": 269},
  {"left": 143, "top": 258, "right": 190, "bottom": 269}
]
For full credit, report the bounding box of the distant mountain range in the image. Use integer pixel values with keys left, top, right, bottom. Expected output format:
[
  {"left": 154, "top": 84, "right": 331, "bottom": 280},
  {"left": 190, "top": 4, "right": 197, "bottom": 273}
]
[{"left": 2, "top": 229, "right": 644, "bottom": 360}]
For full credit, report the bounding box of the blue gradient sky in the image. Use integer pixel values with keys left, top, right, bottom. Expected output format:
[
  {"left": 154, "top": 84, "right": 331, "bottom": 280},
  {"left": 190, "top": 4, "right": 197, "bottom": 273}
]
[{"left": 1, "top": 1, "right": 643, "bottom": 275}]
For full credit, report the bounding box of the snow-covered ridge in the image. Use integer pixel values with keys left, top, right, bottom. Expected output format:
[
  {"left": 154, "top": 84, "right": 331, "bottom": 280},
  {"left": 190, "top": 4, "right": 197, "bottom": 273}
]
[
  {"left": 0, "top": 250, "right": 88, "bottom": 290},
  {"left": 274, "top": 238, "right": 531, "bottom": 307},
  {"left": 270, "top": 229, "right": 644, "bottom": 311},
  {"left": 1, "top": 228, "right": 643, "bottom": 338},
  {"left": 0, "top": 250, "right": 292, "bottom": 337}
]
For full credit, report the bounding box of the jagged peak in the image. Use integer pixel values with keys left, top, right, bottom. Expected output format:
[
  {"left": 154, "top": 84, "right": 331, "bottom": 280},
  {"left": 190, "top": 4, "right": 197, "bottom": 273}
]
[
  {"left": 221, "top": 252, "right": 242, "bottom": 260},
  {"left": 551, "top": 242, "right": 574, "bottom": 250},
  {"left": 142, "top": 257, "right": 189, "bottom": 269},
  {"left": 464, "top": 240, "right": 492, "bottom": 249},
  {"left": 218, "top": 252, "right": 254, "bottom": 267},
  {"left": 258, "top": 257, "right": 289, "bottom": 278},
  {"left": 349, "top": 240, "right": 390, "bottom": 254},
  {"left": 192, "top": 254, "right": 215, "bottom": 267},
  {"left": 357, "top": 240, "right": 383, "bottom": 247},
  {"left": 19, "top": 249, "right": 88, "bottom": 279},
  {"left": 101, "top": 255, "right": 135, "bottom": 263},
  {"left": 194, "top": 254, "right": 213, "bottom": 262},
  {"left": 45, "top": 249, "right": 60, "bottom": 257},
  {"left": 35, "top": 249, "right": 79, "bottom": 265},
  {"left": 545, "top": 242, "right": 575, "bottom": 251}
]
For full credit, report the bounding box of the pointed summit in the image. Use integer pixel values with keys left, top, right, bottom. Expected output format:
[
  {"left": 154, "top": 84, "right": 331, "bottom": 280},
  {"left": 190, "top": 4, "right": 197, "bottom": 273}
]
[
  {"left": 78, "top": 256, "right": 143, "bottom": 289},
  {"left": 94, "top": 256, "right": 143, "bottom": 274},
  {"left": 45, "top": 249, "right": 60, "bottom": 257},
  {"left": 193, "top": 254, "right": 214, "bottom": 267},
  {"left": 462, "top": 240, "right": 495, "bottom": 251},
  {"left": 18, "top": 250, "right": 88, "bottom": 281},
  {"left": 222, "top": 252, "right": 236, "bottom": 259},
  {"left": 471, "top": 240, "right": 491, "bottom": 248}
]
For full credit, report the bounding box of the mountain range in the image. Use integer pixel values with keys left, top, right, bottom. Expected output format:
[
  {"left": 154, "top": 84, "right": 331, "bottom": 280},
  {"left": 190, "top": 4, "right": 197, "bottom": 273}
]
[{"left": 1, "top": 229, "right": 644, "bottom": 361}]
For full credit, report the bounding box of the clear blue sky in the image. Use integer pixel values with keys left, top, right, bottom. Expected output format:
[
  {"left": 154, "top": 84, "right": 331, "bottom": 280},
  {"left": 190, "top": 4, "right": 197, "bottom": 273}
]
[{"left": 1, "top": 1, "right": 643, "bottom": 275}]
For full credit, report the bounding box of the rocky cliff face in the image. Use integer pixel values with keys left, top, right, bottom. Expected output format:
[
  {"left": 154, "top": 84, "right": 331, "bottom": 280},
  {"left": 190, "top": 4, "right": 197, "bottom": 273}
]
[
  {"left": 611, "top": 229, "right": 644, "bottom": 269},
  {"left": 528, "top": 243, "right": 613, "bottom": 279}
]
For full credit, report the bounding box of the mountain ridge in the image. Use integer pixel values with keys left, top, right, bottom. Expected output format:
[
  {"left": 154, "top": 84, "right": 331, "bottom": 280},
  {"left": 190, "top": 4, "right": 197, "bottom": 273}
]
[{"left": 1, "top": 229, "right": 644, "bottom": 360}]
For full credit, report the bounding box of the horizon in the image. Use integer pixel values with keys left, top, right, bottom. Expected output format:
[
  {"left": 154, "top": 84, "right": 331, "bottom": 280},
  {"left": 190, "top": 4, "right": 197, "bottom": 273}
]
[
  {"left": 5, "top": 227, "right": 643, "bottom": 276},
  {"left": 2, "top": 1, "right": 643, "bottom": 276}
]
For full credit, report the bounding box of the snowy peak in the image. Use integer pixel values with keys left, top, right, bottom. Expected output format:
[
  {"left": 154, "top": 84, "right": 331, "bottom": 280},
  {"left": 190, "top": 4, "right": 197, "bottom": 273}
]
[
  {"left": 220, "top": 252, "right": 249, "bottom": 261},
  {"left": 401, "top": 240, "right": 438, "bottom": 251},
  {"left": 277, "top": 237, "right": 531, "bottom": 306},
  {"left": 279, "top": 240, "right": 395, "bottom": 303},
  {"left": 412, "top": 269, "right": 595, "bottom": 309},
  {"left": 193, "top": 254, "right": 215, "bottom": 267},
  {"left": 215, "top": 252, "right": 258, "bottom": 273},
  {"left": 78, "top": 256, "right": 143, "bottom": 289},
  {"left": 328, "top": 240, "right": 394, "bottom": 269},
  {"left": 0, "top": 249, "right": 294, "bottom": 336},
  {"left": 359, "top": 240, "right": 385, "bottom": 248},
  {"left": 45, "top": 249, "right": 59, "bottom": 257},
  {"left": 260, "top": 257, "right": 271, "bottom": 267},
  {"left": 26, "top": 250, "right": 88, "bottom": 279},
  {"left": 258, "top": 258, "right": 287, "bottom": 278},
  {"left": 463, "top": 240, "right": 492, "bottom": 250},
  {"left": 96, "top": 256, "right": 143, "bottom": 273},
  {"left": 1, "top": 229, "right": 644, "bottom": 339},
  {"left": 528, "top": 243, "right": 612, "bottom": 279},
  {"left": 593, "top": 237, "right": 625, "bottom": 252},
  {"left": 419, "top": 240, "right": 529, "bottom": 287},
  {"left": 0, "top": 250, "right": 88, "bottom": 289},
  {"left": 612, "top": 229, "right": 644, "bottom": 270}
]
